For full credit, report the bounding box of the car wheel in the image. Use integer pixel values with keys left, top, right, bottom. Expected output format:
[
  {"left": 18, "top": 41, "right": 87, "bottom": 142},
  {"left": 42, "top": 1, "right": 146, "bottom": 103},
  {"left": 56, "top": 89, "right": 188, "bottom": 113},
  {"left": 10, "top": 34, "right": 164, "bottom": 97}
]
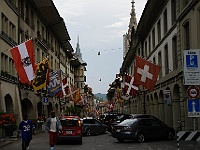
[
  {"left": 167, "top": 131, "right": 174, "bottom": 140},
  {"left": 86, "top": 128, "right": 91, "bottom": 136},
  {"left": 104, "top": 127, "right": 108, "bottom": 133},
  {"left": 136, "top": 132, "right": 145, "bottom": 143},
  {"left": 56, "top": 139, "right": 61, "bottom": 145},
  {"left": 117, "top": 138, "right": 124, "bottom": 143},
  {"left": 78, "top": 138, "right": 82, "bottom": 145}
]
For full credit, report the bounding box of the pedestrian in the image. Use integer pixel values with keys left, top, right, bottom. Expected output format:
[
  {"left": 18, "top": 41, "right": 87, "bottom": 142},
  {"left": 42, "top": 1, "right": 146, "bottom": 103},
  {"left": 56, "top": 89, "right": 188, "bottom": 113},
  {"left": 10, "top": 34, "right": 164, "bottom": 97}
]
[
  {"left": 17, "top": 114, "right": 35, "bottom": 150},
  {"left": 46, "top": 111, "right": 62, "bottom": 150}
]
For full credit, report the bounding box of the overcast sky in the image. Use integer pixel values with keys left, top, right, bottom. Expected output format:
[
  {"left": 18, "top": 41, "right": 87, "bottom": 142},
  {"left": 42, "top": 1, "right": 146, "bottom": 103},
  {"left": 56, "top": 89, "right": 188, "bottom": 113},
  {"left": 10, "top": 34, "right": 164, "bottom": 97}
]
[{"left": 53, "top": 0, "right": 147, "bottom": 94}]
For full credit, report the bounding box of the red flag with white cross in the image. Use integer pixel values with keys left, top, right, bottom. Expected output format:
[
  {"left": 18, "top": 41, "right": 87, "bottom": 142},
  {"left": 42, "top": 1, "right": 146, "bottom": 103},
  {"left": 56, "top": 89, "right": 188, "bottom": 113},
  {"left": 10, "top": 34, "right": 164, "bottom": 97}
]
[
  {"left": 134, "top": 56, "right": 161, "bottom": 91},
  {"left": 123, "top": 74, "right": 138, "bottom": 97}
]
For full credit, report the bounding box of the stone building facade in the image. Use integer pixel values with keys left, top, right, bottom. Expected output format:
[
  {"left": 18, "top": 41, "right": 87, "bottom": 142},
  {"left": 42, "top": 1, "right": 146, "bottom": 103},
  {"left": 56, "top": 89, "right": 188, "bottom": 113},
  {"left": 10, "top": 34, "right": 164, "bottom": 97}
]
[
  {"left": 119, "top": 0, "right": 200, "bottom": 131},
  {"left": 0, "top": 0, "right": 86, "bottom": 125}
]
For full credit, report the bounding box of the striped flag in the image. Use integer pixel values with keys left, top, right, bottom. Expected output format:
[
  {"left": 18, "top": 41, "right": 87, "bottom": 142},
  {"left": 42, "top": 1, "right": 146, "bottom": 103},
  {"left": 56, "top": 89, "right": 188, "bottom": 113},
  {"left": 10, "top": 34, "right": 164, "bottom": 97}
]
[{"left": 10, "top": 39, "right": 36, "bottom": 83}]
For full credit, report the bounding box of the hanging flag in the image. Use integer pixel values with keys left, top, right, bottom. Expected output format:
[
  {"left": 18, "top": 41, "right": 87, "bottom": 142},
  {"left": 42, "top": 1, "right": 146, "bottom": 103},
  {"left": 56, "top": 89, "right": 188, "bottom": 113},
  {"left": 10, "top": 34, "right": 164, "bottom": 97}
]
[
  {"left": 10, "top": 39, "right": 36, "bottom": 83},
  {"left": 74, "top": 89, "right": 82, "bottom": 105},
  {"left": 47, "top": 70, "right": 62, "bottom": 96},
  {"left": 32, "top": 58, "right": 49, "bottom": 91},
  {"left": 134, "top": 56, "right": 161, "bottom": 91},
  {"left": 79, "top": 94, "right": 86, "bottom": 106},
  {"left": 115, "top": 88, "right": 124, "bottom": 103},
  {"left": 107, "top": 102, "right": 114, "bottom": 112},
  {"left": 123, "top": 74, "right": 138, "bottom": 97},
  {"left": 55, "top": 77, "right": 69, "bottom": 98}
]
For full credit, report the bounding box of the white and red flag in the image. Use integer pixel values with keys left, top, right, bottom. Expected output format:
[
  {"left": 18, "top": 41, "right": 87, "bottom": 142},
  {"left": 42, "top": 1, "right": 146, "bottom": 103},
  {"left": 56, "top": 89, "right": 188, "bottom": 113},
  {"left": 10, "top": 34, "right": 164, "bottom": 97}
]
[
  {"left": 134, "top": 56, "right": 161, "bottom": 91},
  {"left": 107, "top": 102, "right": 114, "bottom": 112},
  {"left": 123, "top": 74, "right": 138, "bottom": 97},
  {"left": 10, "top": 39, "right": 36, "bottom": 83},
  {"left": 55, "top": 77, "right": 69, "bottom": 98}
]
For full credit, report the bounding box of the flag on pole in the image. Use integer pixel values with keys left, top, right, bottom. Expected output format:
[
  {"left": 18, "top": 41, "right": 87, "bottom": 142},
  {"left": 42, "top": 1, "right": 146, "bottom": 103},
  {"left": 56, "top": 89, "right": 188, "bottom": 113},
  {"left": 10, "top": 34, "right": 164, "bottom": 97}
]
[
  {"left": 122, "top": 74, "right": 138, "bottom": 97},
  {"left": 10, "top": 39, "right": 36, "bottom": 83},
  {"left": 134, "top": 56, "right": 161, "bottom": 91},
  {"left": 32, "top": 58, "right": 49, "bottom": 91}
]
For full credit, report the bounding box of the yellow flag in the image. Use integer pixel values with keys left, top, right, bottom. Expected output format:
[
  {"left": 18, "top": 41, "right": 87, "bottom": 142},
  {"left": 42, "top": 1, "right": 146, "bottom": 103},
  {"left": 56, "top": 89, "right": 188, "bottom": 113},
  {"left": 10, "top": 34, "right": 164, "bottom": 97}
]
[
  {"left": 117, "top": 88, "right": 124, "bottom": 103},
  {"left": 74, "top": 89, "right": 81, "bottom": 105},
  {"left": 32, "top": 58, "right": 49, "bottom": 91}
]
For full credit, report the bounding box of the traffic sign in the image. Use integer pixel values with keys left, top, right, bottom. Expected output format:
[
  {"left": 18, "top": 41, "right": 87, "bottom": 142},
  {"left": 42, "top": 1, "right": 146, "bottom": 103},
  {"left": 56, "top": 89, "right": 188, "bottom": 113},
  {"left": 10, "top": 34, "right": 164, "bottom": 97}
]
[
  {"left": 188, "top": 99, "right": 200, "bottom": 117},
  {"left": 43, "top": 97, "right": 49, "bottom": 105},
  {"left": 187, "top": 86, "right": 199, "bottom": 99}
]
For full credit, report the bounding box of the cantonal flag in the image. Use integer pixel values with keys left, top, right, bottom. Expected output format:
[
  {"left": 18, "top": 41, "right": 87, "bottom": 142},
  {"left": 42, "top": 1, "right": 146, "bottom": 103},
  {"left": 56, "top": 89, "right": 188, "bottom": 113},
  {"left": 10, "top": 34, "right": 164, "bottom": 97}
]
[
  {"left": 10, "top": 39, "right": 36, "bottom": 83},
  {"left": 32, "top": 58, "right": 49, "bottom": 91}
]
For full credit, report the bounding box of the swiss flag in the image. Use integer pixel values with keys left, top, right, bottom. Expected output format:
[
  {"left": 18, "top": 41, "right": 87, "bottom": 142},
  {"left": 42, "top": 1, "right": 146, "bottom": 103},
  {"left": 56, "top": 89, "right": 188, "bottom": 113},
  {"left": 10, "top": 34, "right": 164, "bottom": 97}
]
[
  {"left": 10, "top": 39, "right": 36, "bottom": 83},
  {"left": 134, "top": 56, "right": 161, "bottom": 91},
  {"left": 122, "top": 74, "right": 138, "bottom": 97}
]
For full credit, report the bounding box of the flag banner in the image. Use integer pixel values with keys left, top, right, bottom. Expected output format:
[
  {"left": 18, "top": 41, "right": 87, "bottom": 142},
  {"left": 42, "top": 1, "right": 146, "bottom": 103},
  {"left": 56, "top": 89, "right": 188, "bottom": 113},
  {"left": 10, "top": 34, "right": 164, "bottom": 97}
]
[
  {"left": 134, "top": 56, "right": 161, "bottom": 91},
  {"left": 115, "top": 88, "right": 124, "bottom": 103},
  {"left": 74, "top": 89, "right": 82, "bottom": 105},
  {"left": 55, "top": 77, "right": 69, "bottom": 98},
  {"left": 107, "top": 102, "right": 114, "bottom": 112},
  {"left": 47, "top": 70, "right": 62, "bottom": 96},
  {"left": 122, "top": 74, "right": 138, "bottom": 97},
  {"left": 10, "top": 39, "right": 36, "bottom": 83},
  {"left": 32, "top": 58, "right": 49, "bottom": 91}
]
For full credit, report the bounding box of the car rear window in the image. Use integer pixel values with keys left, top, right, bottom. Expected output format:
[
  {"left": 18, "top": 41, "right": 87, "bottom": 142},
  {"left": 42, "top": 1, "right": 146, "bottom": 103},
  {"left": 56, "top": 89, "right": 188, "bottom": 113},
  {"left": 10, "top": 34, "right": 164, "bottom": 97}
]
[
  {"left": 61, "top": 119, "right": 79, "bottom": 126},
  {"left": 118, "top": 119, "right": 137, "bottom": 126}
]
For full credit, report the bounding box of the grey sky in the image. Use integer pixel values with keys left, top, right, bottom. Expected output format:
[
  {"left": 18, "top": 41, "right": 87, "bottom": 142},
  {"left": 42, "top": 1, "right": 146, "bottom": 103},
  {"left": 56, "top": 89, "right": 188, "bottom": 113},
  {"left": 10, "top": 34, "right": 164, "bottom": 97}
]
[{"left": 53, "top": 0, "right": 147, "bottom": 94}]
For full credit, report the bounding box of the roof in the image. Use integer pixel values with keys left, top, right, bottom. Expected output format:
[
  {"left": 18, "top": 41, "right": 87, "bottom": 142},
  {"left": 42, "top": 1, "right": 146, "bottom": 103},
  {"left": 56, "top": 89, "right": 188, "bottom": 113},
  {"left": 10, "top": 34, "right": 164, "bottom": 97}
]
[{"left": 30, "top": 0, "right": 73, "bottom": 52}]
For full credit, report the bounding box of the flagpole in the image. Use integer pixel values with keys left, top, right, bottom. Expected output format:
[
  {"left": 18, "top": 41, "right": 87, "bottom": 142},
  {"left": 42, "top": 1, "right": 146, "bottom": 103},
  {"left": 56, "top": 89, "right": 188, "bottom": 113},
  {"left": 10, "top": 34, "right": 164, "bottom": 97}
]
[
  {"left": 143, "top": 86, "right": 146, "bottom": 114},
  {"left": 16, "top": 0, "right": 23, "bottom": 120}
]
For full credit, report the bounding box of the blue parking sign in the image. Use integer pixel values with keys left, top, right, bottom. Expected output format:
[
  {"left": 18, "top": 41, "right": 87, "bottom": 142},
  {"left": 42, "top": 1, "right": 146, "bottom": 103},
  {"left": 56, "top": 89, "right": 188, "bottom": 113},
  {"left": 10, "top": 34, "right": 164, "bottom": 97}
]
[{"left": 186, "top": 55, "right": 198, "bottom": 68}]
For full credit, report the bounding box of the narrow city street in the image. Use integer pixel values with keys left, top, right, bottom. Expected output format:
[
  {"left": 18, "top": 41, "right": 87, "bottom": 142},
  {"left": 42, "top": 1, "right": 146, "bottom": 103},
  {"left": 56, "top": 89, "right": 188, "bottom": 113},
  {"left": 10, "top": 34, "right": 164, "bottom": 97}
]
[{"left": 1, "top": 131, "right": 200, "bottom": 150}]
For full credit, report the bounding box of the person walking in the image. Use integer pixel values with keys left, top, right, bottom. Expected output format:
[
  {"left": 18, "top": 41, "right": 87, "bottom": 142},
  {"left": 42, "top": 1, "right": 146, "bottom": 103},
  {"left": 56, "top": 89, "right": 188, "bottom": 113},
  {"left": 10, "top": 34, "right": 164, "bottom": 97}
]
[
  {"left": 46, "top": 111, "right": 62, "bottom": 150},
  {"left": 17, "top": 114, "right": 35, "bottom": 150}
]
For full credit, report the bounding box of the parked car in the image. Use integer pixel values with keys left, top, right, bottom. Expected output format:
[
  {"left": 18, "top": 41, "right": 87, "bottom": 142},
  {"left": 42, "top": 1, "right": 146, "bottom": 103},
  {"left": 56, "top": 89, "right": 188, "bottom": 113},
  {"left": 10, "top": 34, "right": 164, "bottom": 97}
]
[
  {"left": 111, "top": 118, "right": 175, "bottom": 143},
  {"left": 98, "top": 113, "right": 123, "bottom": 131},
  {"left": 110, "top": 114, "right": 167, "bottom": 133},
  {"left": 82, "top": 118, "right": 108, "bottom": 136},
  {"left": 57, "top": 116, "right": 82, "bottom": 144}
]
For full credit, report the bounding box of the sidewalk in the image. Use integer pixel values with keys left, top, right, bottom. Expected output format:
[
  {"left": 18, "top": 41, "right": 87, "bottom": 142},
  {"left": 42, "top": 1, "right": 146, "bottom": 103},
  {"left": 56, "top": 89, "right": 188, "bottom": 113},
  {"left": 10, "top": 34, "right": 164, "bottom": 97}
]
[
  {"left": 0, "top": 137, "right": 14, "bottom": 148},
  {"left": 0, "top": 130, "right": 45, "bottom": 148}
]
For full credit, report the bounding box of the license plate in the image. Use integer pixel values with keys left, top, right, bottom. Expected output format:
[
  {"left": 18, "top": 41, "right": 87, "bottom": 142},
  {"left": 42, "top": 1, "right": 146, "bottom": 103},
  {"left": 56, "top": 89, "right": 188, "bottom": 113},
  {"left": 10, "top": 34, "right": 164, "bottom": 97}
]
[
  {"left": 66, "top": 131, "right": 72, "bottom": 134},
  {"left": 116, "top": 129, "right": 121, "bottom": 132}
]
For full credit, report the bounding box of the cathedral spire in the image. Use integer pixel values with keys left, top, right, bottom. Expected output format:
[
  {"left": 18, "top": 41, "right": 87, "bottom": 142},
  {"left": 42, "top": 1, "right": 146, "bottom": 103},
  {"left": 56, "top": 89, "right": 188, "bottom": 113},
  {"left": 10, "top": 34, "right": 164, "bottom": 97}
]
[
  {"left": 130, "top": 0, "right": 137, "bottom": 31},
  {"left": 76, "top": 35, "right": 82, "bottom": 58}
]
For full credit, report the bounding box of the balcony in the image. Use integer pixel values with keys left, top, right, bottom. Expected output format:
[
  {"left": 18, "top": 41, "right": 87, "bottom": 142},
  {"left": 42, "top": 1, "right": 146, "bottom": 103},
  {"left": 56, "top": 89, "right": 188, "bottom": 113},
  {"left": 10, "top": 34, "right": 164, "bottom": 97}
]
[{"left": 1, "top": 71, "right": 17, "bottom": 83}]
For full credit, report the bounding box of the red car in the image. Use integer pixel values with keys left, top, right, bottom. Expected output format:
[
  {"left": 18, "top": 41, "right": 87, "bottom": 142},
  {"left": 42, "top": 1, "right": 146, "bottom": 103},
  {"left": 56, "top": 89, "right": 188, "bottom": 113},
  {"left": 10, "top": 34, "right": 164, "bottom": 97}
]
[{"left": 57, "top": 116, "right": 82, "bottom": 144}]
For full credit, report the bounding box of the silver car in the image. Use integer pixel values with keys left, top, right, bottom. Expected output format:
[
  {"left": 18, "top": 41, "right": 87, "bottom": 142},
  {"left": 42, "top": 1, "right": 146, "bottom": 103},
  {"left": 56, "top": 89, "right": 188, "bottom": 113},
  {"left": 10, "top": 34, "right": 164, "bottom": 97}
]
[{"left": 82, "top": 118, "right": 108, "bottom": 136}]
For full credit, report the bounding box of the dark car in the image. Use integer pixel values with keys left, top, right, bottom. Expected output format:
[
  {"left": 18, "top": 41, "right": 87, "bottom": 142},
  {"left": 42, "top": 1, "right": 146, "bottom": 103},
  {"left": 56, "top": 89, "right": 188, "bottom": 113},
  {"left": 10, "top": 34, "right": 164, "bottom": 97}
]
[
  {"left": 111, "top": 118, "right": 175, "bottom": 143},
  {"left": 57, "top": 116, "right": 82, "bottom": 144},
  {"left": 109, "top": 114, "right": 133, "bottom": 132},
  {"left": 98, "top": 113, "right": 123, "bottom": 130},
  {"left": 110, "top": 114, "right": 167, "bottom": 133},
  {"left": 82, "top": 118, "right": 108, "bottom": 136},
  {"left": 112, "top": 118, "right": 175, "bottom": 143}
]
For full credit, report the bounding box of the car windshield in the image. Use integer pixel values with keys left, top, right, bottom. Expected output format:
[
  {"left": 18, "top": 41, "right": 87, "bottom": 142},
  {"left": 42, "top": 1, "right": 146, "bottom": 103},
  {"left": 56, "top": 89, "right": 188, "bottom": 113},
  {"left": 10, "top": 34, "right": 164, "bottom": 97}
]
[
  {"left": 118, "top": 119, "right": 137, "bottom": 126},
  {"left": 60, "top": 118, "right": 79, "bottom": 126}
]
